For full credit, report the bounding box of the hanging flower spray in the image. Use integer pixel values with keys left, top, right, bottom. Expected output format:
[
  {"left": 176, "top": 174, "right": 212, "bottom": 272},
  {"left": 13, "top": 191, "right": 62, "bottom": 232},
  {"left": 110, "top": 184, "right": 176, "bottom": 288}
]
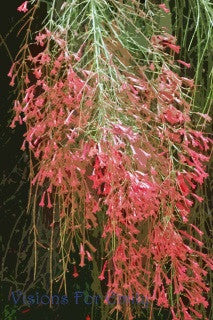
[{"left": 9, "top": 1, "right": 212, "bottom": 319}]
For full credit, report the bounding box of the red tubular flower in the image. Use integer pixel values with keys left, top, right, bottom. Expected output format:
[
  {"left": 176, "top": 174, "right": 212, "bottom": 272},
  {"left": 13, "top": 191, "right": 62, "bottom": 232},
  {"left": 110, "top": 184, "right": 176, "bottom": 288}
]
[
  {"left": 73, "top": 265, "right": 79, "bottom": 278},
  {"left": 79, "top": 244, "right": 85, "bottom": 267},
  {"left": 177, "top": 59, "right": 191, "bottom": 68},
  {"left": 164, "top": 42, "right": 180, "bottom": 53},
  {"left": 17, "top": 1, "right": 28, "bottom": 13},
  {"left": 7, "top": 63, "right": 15, "bottom": 78},
  {"left": 98, "top": 261, "right": 107, "bottom": 281},
  {"left": 47, "top": 192, "right": 53, "bottom": 209},
  {"left": 86, "top": 251, "right": 93, "bottom": 261},
  {"left": 39, "top": 191, "right": 46, "bottom": 207}
]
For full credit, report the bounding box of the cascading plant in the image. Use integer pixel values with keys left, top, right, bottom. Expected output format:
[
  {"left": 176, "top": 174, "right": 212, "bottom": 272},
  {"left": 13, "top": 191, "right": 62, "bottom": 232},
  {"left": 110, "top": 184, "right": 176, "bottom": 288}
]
[{"left": 8, "top": 1, "right": 213, "bottom": 319}]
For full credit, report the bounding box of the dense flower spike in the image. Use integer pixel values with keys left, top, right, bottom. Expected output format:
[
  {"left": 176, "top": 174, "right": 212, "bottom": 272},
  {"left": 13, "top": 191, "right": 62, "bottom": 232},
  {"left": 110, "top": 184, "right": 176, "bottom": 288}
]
[{"left": 10, "top": 1, "right": 212, "bottom": 319}]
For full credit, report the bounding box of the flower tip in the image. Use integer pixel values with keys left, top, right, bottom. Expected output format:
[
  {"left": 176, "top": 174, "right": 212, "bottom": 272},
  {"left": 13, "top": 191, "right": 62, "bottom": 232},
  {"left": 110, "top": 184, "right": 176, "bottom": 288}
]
[
  {"left": 9, "top": 123, "right": 16, "bottom": 129},
  {"left": 17, "top": 1, "right": 28, "bottom": 13},
  {"left": 39, "top": 202, "right": 45, "bottom": 207},
  {"left": 73, "top": 272, "right": 79, "bottom": 278}
]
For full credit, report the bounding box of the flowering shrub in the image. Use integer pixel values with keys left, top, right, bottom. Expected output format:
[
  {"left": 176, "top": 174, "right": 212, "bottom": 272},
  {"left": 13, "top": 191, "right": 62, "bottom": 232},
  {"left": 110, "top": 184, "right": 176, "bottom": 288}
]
[{"left": 9, "top": 1, "right": 212, "bottom": 319}]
